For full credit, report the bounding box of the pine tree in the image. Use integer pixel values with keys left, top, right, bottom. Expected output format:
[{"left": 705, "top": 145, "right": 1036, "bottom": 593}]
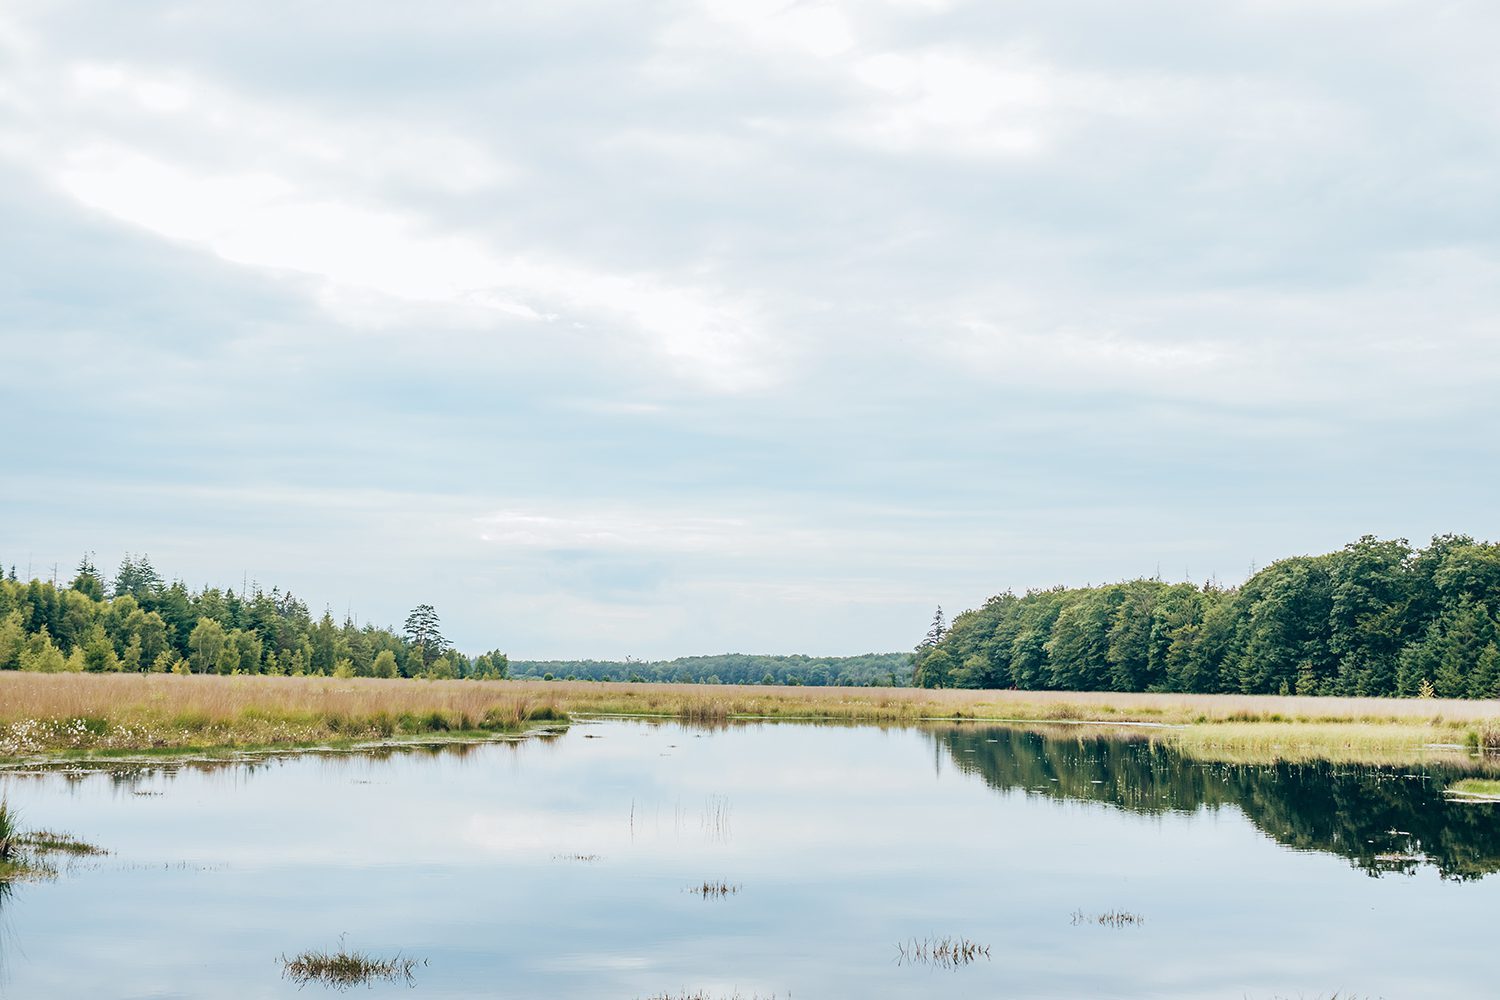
[
  {"left": 922, "top": 606, "right": 947, "bottom": 649},
  {"left": 403, "top": 604, "right": 448, "bottom": 669}
]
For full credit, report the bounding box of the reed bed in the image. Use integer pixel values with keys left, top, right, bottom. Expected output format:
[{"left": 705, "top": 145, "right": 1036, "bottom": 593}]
[
  {"left": 687, "top": 880, "right": 740, "bottom": 898},
  {"left": 2, "top": 673, "right": 1498, "bottom": 761},
  {"left": 1072, "top": 909, "right": 1145, "bottom": 928},
  {"left": 0, "top": 800, "right": 104, "bottom": 882},
  {"left": 0, "top": 673, "right": 564, "bottom": 756},
  {"left": 1167, "top": 721, "right": 1476, "bottom": 765},
  {"left": 17, "top": 830, "right": 107, "bottom": 856},
  {"left": 894, "top": 936, "right": 991, "bottom": 968},
  {"left": 278, "top": 944, "right": 424, "bottom": 990},
  {"left": 0, "top": 800, "right": 15, "bottom": 865}
]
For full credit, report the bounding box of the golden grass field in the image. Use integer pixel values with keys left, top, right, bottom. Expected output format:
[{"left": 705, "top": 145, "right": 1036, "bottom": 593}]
[{"left": 1, "top": 672, "right": 1497, "bottom": 762}]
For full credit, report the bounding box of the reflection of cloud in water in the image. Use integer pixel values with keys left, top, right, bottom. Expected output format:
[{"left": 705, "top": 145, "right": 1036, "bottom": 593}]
[{"left": 530, "top": 953, "right": 653, "bottom": 973}]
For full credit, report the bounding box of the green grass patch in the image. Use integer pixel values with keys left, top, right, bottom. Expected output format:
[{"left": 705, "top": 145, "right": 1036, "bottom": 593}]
[
  {"left": 18, "top": 829, "right": 107, "bottom": 856},
  {"left": 1449, "top": 778, "right": 1500, "bottom": 799}
]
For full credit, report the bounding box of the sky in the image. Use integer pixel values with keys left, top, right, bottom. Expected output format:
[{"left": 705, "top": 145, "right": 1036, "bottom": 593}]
[{"left": 2, "top": 1, "right": 1499, "bottom": 659}]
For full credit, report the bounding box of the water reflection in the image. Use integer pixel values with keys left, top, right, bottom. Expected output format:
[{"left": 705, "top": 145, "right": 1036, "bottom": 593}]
[{"left": 933, "top": 725, "right": 1500, "bottom": 880}]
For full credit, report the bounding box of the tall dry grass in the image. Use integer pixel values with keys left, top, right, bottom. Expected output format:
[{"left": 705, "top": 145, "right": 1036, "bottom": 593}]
[
  {"left": 1, "top": 672, "right": 1498, "bottom": 758},
  {"left": 0, "top": 673, "right": 563, "bottom": 756}
]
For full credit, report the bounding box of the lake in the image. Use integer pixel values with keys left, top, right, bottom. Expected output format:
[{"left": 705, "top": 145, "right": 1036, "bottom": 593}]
[{"left": 1, "top": 720, "right": 1496, "bottom": 998}]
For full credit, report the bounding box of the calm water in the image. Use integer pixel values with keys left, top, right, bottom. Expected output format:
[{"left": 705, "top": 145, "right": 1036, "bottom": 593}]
[{"left": 1, "top": 720, "right": 1497, "bottom": 999}]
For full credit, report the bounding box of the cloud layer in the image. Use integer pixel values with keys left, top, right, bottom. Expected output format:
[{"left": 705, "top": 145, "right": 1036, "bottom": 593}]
[{"left": 3, "top": 0, "right": 1498, "bottom": 656}]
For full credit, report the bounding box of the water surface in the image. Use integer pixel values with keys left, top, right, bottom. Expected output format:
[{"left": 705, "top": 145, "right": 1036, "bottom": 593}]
[{"left": 1, "top": 721, "right": 1495, "bottom": 998}]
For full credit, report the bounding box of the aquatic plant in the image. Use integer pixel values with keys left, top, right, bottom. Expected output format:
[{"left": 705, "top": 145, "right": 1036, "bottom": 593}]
[
  {"left": 894, "top": 935, "right": 990, "bottom": 968},
  {"left": 0, "top": 803, "right": 104, "bottom": 882},
  {"left": 1071, "top": 908, "right": 1144, "bottom": 927},
  {"left": 0, "top": 799, "right": 15, "bottom": 863},
  {"left": 687, "top": 880, "right": 740, "bottom": 897},
  {"left": 18, "top": 830, "right": 108, "bottom": 856},
  {"left": 278, "top": 941, "right": 425, "bottom": 990}
]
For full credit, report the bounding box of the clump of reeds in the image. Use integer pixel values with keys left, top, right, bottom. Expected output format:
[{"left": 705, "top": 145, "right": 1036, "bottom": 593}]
[
  {"left": 0, "top": 802, "right": 104, "bottom": 882},
  {"left": 680, "top": 700, "right": 731, "bottom": 724},
  {"left": 0, "top": 800, "right": 16, "bottom": 864},
  {"left": 1071, "top": 908, "right": 1144, "bottom": 927},
  {"left": 641, "top": 992, "right": 777, "bottom": 999},
  {"left": 894, "top": 936, "right": 990, "bottom": 968},
  {"left": 18, "top": 830, "right": 107, "bottom": 856},
  {"left": 278, "top": 942, "right": 425, "bottom": 991},
  {"left": 553, "top": 852, "right": 601, "bottom": 862},
  {"left": 1471, "top": 721, "right": 1500, "bottom": 753},
  {"left": 687, "top": 880, "right": 740, "bottom": 898}
]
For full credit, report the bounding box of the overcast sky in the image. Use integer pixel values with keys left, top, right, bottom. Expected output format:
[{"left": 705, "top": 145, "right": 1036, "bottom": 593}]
[{"left": 3, "top": 1, "right": 1498, "bottom": 658}]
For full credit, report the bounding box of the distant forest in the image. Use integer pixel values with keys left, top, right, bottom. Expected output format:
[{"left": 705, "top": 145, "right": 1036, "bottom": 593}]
[
  {"left": 917, "top": 534, "right": 1500, "bottom": 699},
  {"left": 511, "top": 652, "right": 913, "bottom": 687},
  {"left": 0, "top": 554, "right": 910, "bottom": 687},
  {"left": 0, "top": 555, "right": 507, "bottom": 679}
]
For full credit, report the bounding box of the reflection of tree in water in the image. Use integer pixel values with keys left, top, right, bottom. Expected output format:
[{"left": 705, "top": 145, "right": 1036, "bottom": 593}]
[{"left": 932, "top": 726, "right": 1500, "bottom": 881}]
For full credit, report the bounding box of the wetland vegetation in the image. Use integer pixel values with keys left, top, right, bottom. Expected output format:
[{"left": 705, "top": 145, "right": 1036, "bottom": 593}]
[
  {"left": 278, "top": 942, "right": 425, "bottom": 990},
  {"left": 0, "top": 799, "right": 105, "bottom": 883},
  {"left": 2, "top": 670, "right": 1498, "bottom": 764},
  {"left": 687, "top": 880, "right": 740, "bottom": 898},
  {"left": 893, "top": 936, "right": 991, "bottom": 968}
]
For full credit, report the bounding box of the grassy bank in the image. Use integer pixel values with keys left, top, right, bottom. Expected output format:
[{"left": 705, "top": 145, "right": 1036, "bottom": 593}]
[
  {"left": 0, "top": 673, "right": 567, "bottom": 759},
  {"left": 1448, "top": 778, "right": 1500, "bottom": 799},
  {"left": 1, "top": 673, "right": 1498, "bottom": 762}
]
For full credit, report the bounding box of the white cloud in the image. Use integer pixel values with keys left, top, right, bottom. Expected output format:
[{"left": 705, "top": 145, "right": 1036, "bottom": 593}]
[
  {"left": 4, "top": 0, "right": 1500, "bottom": 657},
  {"left": 4, "top": 55, "right": 774, "bottom": 393}
]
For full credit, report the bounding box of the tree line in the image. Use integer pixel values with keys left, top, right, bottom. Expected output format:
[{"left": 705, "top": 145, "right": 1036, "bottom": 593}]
[
  {"left": 0, "top": 554, "right": 508, "bottom": 679},
  {"left": 511, "top": 652, "right": 913, "bottom": 687},
  {"left": 915, "top": 534, "right": 1500, "bottom": 698}
]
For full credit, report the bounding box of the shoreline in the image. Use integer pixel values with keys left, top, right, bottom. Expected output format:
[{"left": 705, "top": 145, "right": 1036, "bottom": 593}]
[{"left": 1, "top": 672, "right": 1498, "bottom": 765}]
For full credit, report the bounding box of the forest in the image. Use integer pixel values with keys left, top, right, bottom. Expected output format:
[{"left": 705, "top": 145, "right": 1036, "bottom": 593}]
[
  {"left": 511, "top": 652, "right": 913, "bottom": 686},
  {"left": 0, "top": 554, "right": 909, "bottom": 687},
  {"left": 0, "top": 555, "right": 508, "bottom": 679},
  {"left": 916, "top": 534, "right": 1500, "bottom": 698}
]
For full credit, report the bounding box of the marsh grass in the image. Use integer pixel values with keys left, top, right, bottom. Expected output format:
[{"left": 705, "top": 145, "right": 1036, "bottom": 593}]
[
  {"left": 1167, "top": 721, "right": 1475, "bottom": 765},
  {"left": 1447, "top": 778, "right": 1500, "bottom": 799},
  {"left": 0, "top": 674, "right": 565, "bottom": 757},
  {"left": 278, "top": 941, "right": 425, "bottom": 991},
  {"left": 3, "top": 674, "right": 1498, "bottom": 763},
  {"left": 894, "top": 936, "right": 990, "bottom": 968},
  {"left": 0, "top": 801, "right": 104, "bottom": 882},
  {"left": 1072, "top": 909, "right": 1144, "bottom": 927},
  {"left": 687, "top": 880, "right": 740, "bottom": 897},
  {"left": 0, "top": 799, "right": 16, "bottom": 865},
  {"left": 642, "top": 992, "right": 778, "bottom": 999},
  {"left": 18, "top": 830, "right": 107, "bottom": 856}
]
